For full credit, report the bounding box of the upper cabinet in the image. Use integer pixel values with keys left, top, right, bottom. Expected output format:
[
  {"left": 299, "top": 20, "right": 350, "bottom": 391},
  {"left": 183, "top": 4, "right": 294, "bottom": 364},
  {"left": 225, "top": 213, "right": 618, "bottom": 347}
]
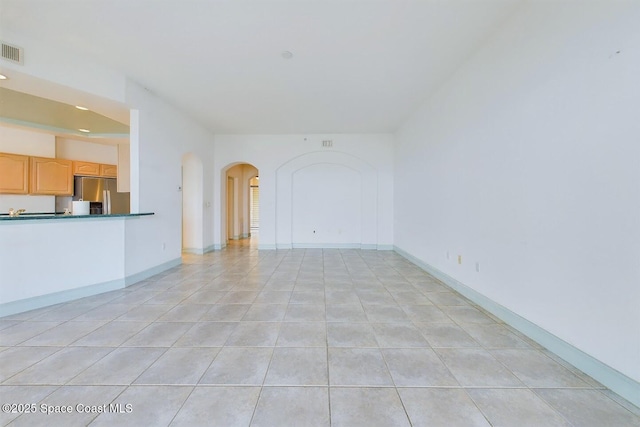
[
  {"left": 30, "top": 157, "right": 73, "bottom": 195},
  {"left": 0, "top": 152, "right": 30, "bottom": 194},
  {"left": 100, "top": 164, "right": 117, "bottom": 177},
  {"left": 72, "top": 161, "right": 117, "bottom": 178},
  {"left": 73, "top": 160, "right": 100, "bottom": 176}
]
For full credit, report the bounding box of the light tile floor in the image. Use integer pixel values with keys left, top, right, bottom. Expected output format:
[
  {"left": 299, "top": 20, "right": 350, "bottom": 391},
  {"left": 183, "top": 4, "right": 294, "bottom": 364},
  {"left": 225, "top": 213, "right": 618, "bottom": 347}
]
[{"left": 1, "top": 240, "right": 639, "bottom": 426}]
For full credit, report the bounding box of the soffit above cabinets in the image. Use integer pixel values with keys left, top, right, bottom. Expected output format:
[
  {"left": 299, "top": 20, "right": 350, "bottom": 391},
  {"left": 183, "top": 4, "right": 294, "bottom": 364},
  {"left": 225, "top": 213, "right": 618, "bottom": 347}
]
[{"left": 0, "top": 87, "right": 130, "bottom": 140}]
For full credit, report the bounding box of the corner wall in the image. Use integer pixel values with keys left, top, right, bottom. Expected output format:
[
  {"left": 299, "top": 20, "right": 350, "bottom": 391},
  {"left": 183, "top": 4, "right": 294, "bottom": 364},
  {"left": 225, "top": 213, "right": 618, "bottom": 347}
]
[
  {"left": 213, "top": 134, "right": 394, "bottom": 250},
  {"left": 125, "top": 81, "right": 215, "bottom": 275},
  {"left": 394, "top": 1, "right": 640, "bottom": 404}
]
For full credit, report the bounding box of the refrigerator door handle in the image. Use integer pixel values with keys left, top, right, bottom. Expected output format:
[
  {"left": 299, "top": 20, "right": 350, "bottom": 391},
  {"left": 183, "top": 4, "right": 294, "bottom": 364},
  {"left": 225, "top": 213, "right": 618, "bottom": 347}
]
[{"left": 107, "top": 190, "right": 112, "bottom": 214}]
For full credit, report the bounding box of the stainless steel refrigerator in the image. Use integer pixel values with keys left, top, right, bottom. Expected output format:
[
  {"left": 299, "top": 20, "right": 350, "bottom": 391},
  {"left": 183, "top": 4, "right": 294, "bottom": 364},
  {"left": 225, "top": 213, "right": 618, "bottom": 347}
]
[{"left": 73, "top": 176, "right": 130, "bottom": 214}]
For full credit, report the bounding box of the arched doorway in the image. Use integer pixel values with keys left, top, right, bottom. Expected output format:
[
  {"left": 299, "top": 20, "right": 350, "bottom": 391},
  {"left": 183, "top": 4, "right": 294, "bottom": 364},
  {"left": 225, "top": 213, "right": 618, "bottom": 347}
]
[{"left": 222, "top": 162, "right": 259, "bottom": 246}]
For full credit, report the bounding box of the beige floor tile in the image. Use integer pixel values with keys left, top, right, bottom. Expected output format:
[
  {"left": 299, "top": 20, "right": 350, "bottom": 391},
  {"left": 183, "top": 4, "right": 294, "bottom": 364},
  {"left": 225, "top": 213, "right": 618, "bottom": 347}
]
[
  {"left": 468, "top": 388, "right": 571, "bottom": 427},
  {"left": 5, "top": 347, "right": 113, "bottom": 385},
  {"left": 325, "top": 305, "right": 368, "bottom": 322},
  {"left": 173, "top": 322, "right": 238, "bottom": 347},
  {"left": 284, "top": 304, "right": 326, "bottom": 321},
  {"left": 327, "top": 323, "right": 378, "bottom": 347},
  {"left": 328, "top": 348, "right": 393, "bottom": 386},
  {"left": 276, "top": 322, "right": 327, "bottom": 347},
  {"left": 383, "top": 348, "right": 458, "bottom": 386},
  {"left": 71, "top": 321, "right": 150, "bottom": 347},
  {"left": 399, "top": 388, "right": 490, "bottom": 427},
  {"left": 201, "top": 304, "right": 251, "bottom": 321},
  {"left": 122, "top": 322, "right": 194, "bottom": 347},
  {"left": 264, "top": 348, "right": 328, "bottom": 385},
  {"left": 224, "top": 322, "right": 280, "bottom": 347},
  {"left": 90, "top": 385, "right": 192, "bottom": 426},
  {"left": 371, "top": 323, "right": 430, "bottom": 348},
  {"left": 435, "top": 348, "right": 523, "bottom": 387},
  {"left": 415, "top": 323, "right": 479, "bottom": 347},
  {"left": 10, "top": 385, "right": 125, "bottom": 427},
  {"left": 0, "top": 386, "right": 58, "bottom": 425},
  {"left": 199, "top": 347, "right": 272, "bottom": 385},
  {"left": 134, "top": 347, "right": 219, "bottom": 385},
  {"left": 534, "top": 388, "right": 640, "bottom": 427},
  {"left": 330, "top": 387, "right": 410, "bottom": 427},
  {"left": 252, "top": 386, "right": 330, "bottom": 427},
  {"left": 69, "top": 347, "right": 165, "bottom": 385},
  {"left": 170, "top": 386, "right": 260, "bottom": 427},
  {"left": 0, "top": 346, "right": 61, "bottom": 382},
  {"left": 491, "top": 349, "right": 590, "bottom": 387}
]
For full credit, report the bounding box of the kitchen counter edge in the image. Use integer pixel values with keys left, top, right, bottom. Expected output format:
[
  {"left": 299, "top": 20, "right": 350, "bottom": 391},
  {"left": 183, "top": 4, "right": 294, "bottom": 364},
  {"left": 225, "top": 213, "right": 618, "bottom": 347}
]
[{"left": 0, "top": 213, "right": 154, "bottom": 221}]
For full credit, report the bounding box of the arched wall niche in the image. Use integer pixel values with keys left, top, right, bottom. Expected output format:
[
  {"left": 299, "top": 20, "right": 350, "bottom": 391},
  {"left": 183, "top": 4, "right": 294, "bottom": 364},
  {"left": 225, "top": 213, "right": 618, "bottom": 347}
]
[{"left": 275, "top": 151, "right": 378, "bottom": 249}]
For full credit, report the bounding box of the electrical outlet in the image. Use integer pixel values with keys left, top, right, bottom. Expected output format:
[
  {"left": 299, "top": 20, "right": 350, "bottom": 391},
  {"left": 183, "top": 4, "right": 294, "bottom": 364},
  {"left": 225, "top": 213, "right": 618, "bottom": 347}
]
[
  {"left": 475, "top": 262, "right": 480, "bottom": 272},
  {"left": 446, "top": 251, "right": 450, "bottom": 260},
  {"left": 457, "top": 255, "right": 462, "bottom": 264},
  {"left": 162, "top": 242, "right": 166, "bottom": 250}
]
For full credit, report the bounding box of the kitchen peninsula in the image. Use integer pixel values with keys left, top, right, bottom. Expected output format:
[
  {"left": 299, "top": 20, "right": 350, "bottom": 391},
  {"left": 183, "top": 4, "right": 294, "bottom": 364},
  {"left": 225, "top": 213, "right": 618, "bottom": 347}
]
[{"left": 0, "top": 212, "right": 162, "bottom": 317}]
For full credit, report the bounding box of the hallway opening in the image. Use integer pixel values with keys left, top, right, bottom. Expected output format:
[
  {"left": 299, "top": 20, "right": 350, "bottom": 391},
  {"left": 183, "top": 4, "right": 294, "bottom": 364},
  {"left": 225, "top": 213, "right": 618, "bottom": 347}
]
[{"left": 223, "top": 162, "right": 259, "bottom": 247}]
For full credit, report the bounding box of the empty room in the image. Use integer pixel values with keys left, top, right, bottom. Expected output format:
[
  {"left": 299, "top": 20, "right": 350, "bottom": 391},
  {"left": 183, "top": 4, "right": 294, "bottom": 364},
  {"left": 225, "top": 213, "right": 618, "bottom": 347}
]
[{"left": 0, "top": 0, "right": 639, "bottom": 425}]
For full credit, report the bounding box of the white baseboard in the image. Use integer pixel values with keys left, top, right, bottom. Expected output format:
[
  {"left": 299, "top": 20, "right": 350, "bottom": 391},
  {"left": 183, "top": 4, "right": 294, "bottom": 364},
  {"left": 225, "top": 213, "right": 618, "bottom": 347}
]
[
  {"left": 393, "top": 245, "right": 640, "bottom": 409},
  {"left": 182, "top": 245, "right": 217, "bottom": 255},
  {"left": 292, "top": 243, "right": 361, "bottom": 249},
  {"left": 377, "top": 244, "right": 394, "bottom": 250},
  {"left": 265, "top": 243, "right": 393, "bottom": 251},
  {"left": 0, "top": 279, "right": 124, "bottom": 317},
  {"left": 124, "top": 257, "right": 182, "bottom": 286},
  {"left": 182, "top": 247, "right": 202, "bottom": 255}
]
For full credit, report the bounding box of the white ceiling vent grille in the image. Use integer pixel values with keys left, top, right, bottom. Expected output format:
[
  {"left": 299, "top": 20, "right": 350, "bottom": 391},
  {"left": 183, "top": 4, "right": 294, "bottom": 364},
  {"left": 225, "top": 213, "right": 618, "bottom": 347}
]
[
  {"left": 1, "top": 42, "right": 24, "bottom": 65},
  {"left": 322, "top": 140, "right": 333, "bottom": 147}
]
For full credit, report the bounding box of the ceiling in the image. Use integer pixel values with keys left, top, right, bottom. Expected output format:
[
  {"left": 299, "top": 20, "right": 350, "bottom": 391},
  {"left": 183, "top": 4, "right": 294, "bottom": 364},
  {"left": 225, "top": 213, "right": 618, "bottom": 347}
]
[
  {"left": 0, "top": 87, "right": 130, "bottom": 138},
  {"left": 0, "top": 0, "right": 523, "bottom": 134}
]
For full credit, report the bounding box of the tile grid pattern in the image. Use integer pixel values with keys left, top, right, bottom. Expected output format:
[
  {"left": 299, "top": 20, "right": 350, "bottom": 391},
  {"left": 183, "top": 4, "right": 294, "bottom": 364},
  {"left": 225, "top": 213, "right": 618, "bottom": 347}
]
[{"left": 1, "top": 241, "right": 639, "bottom": 426}]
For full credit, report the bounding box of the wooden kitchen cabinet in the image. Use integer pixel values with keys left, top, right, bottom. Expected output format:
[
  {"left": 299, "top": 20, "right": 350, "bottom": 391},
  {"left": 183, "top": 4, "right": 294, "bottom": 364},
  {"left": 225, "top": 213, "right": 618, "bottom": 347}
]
[
  {"left": 100, "top": 164, "right": 117, "bottom": 177},
  {"left": 73, "top": 160, "right": 100, "bottom": 176},
  {"left": 30, "top": 157, "right": 73, "bottom": 195},
  {"left": 0, "top": 152, "right": 29, "bottom": 194}
]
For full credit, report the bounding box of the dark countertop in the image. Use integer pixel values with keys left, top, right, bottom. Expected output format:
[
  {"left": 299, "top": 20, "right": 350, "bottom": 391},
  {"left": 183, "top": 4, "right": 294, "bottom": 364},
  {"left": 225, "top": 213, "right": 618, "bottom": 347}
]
[{"left": 0, "top": 212, "right": 154, "bottom": 221}]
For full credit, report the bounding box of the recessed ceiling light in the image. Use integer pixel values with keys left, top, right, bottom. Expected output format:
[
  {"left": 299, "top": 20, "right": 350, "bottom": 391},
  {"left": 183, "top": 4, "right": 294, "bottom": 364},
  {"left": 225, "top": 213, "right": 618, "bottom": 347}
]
[
  {"left": 78, "top": 128, "right": 90, "bottom": 133},
  {"left": 75, "top": 105, "right": 89, "bottom": 111},
  {"left": 281, "top": 51, "right": 293, "bottom": 59},
  {"left": 0, "top": 74, "right": 7, "bottom": 80}
]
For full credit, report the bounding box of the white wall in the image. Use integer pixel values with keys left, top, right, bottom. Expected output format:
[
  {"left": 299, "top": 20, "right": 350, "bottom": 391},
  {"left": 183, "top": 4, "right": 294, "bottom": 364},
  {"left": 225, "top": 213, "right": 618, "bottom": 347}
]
[
  {"left": 125, "top": 80, "right": 215, "bottom": 276},
  {"left": 182, "top": 152, "right": 204, "bottom": 252},
  {"left": 292, "top": 163, "right": 361, "bottom": 246},
  {"left": 213, "top": 134, "right": 394, "bottom": 250},
  {"left": 394, "top": 0, "right": 640, "bottom": 390},
  {"left": 56, "top": 137, "right": 118, "bottom": 164},
  {"left": 0, "top": 125, "right": 56, "bottom": 212},
  {"left": 0, "top": 219, "right": 125, "bottom": 307}
]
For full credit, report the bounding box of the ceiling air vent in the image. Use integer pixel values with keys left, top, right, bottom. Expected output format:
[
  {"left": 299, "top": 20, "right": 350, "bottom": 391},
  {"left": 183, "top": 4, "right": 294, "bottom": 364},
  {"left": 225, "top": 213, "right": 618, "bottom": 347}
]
[
  {"left": 322, "top": 140, "right": 333, "bottom": 148},
  {"left": 1, "top": 42, "right": 24, "bottom": 65}
]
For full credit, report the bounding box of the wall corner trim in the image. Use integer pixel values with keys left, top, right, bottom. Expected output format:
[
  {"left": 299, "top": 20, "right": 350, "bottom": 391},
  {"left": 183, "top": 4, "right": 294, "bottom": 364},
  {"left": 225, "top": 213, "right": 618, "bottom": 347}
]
[{"left": 393, "top": 245, "right": 640, "bottom": 408}]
